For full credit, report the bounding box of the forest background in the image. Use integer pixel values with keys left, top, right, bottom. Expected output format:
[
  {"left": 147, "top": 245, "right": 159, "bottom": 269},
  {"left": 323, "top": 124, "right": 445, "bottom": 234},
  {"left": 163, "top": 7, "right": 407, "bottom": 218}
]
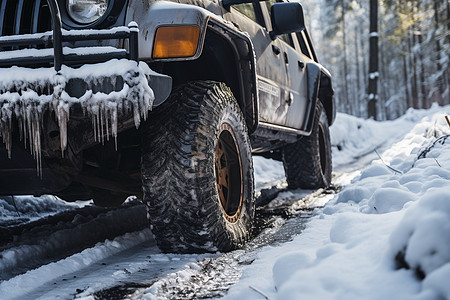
[{"left": 303, "top": 0, "right": 450, "bottom": 120}]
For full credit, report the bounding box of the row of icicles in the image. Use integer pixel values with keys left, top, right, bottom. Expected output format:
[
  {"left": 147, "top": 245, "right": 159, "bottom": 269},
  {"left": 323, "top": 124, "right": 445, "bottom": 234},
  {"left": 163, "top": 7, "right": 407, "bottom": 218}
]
[{"left": 0, "top": 69, "right": 154, "bottom": 177}]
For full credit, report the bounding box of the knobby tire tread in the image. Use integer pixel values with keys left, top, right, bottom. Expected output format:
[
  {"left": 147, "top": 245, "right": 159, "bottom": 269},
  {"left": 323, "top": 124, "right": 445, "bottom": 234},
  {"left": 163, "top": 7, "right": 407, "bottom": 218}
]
[
  {"left": 282, "top": 101, "right": 332, "bottom": 189},
  {"left": 141, "top": 81, "right": 254, "bottom": 253}
]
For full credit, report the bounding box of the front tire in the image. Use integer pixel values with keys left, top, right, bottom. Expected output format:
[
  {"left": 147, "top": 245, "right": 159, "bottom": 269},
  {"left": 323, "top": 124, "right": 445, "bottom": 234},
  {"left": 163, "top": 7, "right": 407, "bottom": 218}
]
[
  {"left": 141, "top": 81, "right": 254, "bottom": 253},
  {"left": 282, "top": 101, "right": 332, "bottom": 189}
]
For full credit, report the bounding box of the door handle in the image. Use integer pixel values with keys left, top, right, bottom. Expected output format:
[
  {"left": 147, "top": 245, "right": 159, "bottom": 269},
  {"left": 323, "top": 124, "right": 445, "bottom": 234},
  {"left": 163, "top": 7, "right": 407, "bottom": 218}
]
[
  {"left": 272, "top": 45, "right": 281, "bottom": 55},
  {"left": 286, "top": 92, "right": 294, "bottom": 106},
  {"left": 298, "top": 60, "right": 305, "bottom": 69},
  {"left": 284, "top": 52, "right": 289, "bottom": 64}
]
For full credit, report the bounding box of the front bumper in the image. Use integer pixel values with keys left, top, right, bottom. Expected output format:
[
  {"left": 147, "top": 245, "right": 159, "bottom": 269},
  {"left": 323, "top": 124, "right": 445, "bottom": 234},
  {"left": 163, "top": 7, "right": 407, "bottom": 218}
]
[
  {"left": 0, "top": 3, "right": 172, "bottom": 165},
  {"left": 0, "top": 59, "right": 171, "bottom": 155}
]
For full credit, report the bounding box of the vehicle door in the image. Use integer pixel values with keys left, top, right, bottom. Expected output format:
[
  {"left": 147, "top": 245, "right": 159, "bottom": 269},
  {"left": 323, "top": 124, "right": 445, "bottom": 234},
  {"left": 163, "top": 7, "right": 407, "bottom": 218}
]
[
  {"left": 262, "top": 0, "right": 311, "bottom": 131},
  {"left": 283, "top": 31, "right": 315, "bottom": 130},
  {"left": 225, "top": 2, "right": 290, "bottom": 126}
]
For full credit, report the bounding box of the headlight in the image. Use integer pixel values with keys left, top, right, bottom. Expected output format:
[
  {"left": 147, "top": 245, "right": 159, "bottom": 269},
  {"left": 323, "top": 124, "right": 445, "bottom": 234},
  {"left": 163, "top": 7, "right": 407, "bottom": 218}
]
[{"left": 67, "top": 0, "right": 109, "bottom": 24}]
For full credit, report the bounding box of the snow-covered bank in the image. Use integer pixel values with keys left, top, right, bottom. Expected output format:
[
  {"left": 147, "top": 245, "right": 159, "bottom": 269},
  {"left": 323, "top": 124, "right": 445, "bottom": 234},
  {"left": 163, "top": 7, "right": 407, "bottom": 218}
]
[
  {"left": 253, "top": 156, "right": 285, "bottom": 190},
  {"left": 0, "top": 201, "right": 148, "bottom": 280},
  {"left": 330, "top": 104, "right": 446, "bottom": 168},
  {"left": 225, "top": 105, "right": 450, "bottom": 300},
  {"left": 0, "top": 229, "right": 153, "bottom": 299},
  {"left": 0, "top": 195, "right": 89, "bottom": 226}
]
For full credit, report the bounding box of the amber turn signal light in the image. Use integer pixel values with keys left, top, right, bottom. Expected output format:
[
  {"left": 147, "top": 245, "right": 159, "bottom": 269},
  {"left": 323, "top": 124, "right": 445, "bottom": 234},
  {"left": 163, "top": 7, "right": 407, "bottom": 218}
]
[{"left": 152, "top": 26, "right": 201, "bottom": 59}]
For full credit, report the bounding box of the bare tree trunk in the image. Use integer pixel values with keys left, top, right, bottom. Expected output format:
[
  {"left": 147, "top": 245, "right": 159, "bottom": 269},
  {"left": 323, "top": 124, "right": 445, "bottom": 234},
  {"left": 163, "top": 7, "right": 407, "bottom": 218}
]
[
  {"left": 380, "top": 38, "right": 389, "bottom": 120},
  {"left": 433, "top": 0, "right": 443, "bottom": 104},
  {"left": 341, "top": 0, "right": 350, "bottom": 114},
  {"left": 368, "top": 0, "right": 378, "bottom": 119},
  {"left": 402, "top": 54, "right": 412, "bottom": 109},
  {"left": 397, "top": 0, "right": 411, "bottom": 111},
  {"left": 354, "top": 27, "right": 362, "bottom": 116},
  {"left": 446, "top": 0, "right": 450, "bottom": 103},
  {"left": 409, "top": 32, "right": 419, "bottom": 109},
  {"left": 417, "top": 33, "right": 428, "bottom": 108},
  {"left": 361, "top": 25, "right": 368, "bottom": 95}
]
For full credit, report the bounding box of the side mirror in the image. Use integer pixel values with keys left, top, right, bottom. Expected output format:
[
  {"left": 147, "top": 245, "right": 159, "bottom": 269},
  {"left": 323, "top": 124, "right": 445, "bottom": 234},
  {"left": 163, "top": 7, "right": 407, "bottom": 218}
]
[{"left": 270, "top": 2, "right": 305, "bottom": 39}]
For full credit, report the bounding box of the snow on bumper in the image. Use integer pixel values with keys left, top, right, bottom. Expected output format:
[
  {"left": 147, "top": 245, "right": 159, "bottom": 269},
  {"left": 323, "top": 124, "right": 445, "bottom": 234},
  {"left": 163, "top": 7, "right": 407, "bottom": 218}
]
[{"left": 0, "top": 59, "right": 171, "bottom": 166}]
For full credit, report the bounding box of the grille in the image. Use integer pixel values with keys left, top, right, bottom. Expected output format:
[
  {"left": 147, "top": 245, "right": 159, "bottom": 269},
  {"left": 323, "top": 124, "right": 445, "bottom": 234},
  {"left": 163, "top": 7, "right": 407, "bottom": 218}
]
[
  {"left": 0, "top": 0, "right": 51, "bottom": 37},
  {"left": 0, "top": 0, "right": 138, "bottom": 70}
]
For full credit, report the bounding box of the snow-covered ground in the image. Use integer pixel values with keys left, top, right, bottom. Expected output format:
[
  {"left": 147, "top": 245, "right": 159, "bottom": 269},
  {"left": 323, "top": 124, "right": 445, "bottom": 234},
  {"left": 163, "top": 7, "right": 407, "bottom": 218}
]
[
  {"left": 225, "top": 104, "right": 450, "bottom": 300},
  {"left": 1, "top": 104, "right": 449, "bottom": 299}
]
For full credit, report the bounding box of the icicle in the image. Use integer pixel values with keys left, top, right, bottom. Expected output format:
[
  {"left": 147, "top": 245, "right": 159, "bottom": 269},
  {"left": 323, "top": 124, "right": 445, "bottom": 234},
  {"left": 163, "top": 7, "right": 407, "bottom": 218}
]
[
  {"left": 133, "top": 98, "right": 141, "bottom": 129},
  {"left": 0, "top": 99, "right": 12, "bottom": 159},
  {"left": 21, "top": 104, "right": 27, "bottom": 149},
  {"left": 30, "top": 108, "right": 42, "bottom": 177},
  {"left": 51, "top": 74, "right": 69, "bottom": 155},
  {"left": 96, "top": 108, "right": 101, "bottom": 143},
  {"left": 105, "top": 107, "right": 109, "bottom": 140},
  {"left": 19, "top": 107, "right": 25, "bottom": 143},
  {"left": 92, "top": 115, "right": 97, "bottom": 142},
  {"left": 53, "top": 100, "right": 70, "bottom": 156},
  {"left": 26, "top": 103, "right": 33, "bottom": 156},
  {"left": 100, "top": 103, "right": 104, "bottom": 144},
  {"left": 111, "top": 103, "right": 118, "bottom": 151},
  {"left": 0, "top": 119, "right": 11, "bottom": 159}
]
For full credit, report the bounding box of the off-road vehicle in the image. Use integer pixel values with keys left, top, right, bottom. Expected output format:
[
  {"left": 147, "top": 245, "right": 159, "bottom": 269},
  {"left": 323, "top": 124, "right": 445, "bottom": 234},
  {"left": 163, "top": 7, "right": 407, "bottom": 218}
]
[{"left": 0, "top": 0, "right": 334, "bottom": 252}]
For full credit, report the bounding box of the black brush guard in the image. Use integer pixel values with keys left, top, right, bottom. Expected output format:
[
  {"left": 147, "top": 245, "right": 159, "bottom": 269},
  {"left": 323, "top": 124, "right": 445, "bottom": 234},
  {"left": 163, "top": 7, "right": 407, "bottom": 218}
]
[
  {"left": 0, "top": 0, "right": 172, "bottom": 197},
  {"left": 0, "top": 0, "right": 138, "bottom": 70}
]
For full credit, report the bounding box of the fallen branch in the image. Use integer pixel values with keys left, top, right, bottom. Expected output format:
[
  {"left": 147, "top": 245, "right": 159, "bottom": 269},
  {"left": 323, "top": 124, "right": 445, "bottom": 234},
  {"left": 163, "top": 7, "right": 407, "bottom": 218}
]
[
  {"left": 375, "top": 150, "right": 403, "bottom": 174},
  {"left": 11, "top": 196, "right": 21, "bottom": 217},
  {"left": 434, "top": 159, "right": 441, "bottom": 167},
  {"left": 249, "top": 285, "right": 271, "bottom": 300},
  {"left": 417, "top": 135, "right": 450, "bottom": 160}
]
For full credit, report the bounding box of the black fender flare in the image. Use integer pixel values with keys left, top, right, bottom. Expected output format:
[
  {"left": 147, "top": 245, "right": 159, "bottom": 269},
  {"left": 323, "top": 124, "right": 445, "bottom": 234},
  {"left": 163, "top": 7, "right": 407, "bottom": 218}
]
[
  {"left": 126, "top": 1, "right": 258, "bottom": 132},
  {"left": 319, "top": 67, "right": 335, "bottom": 126},
  {"left": 206, "top": 18, "right": 258, "bottom": 132},
  {"left": 304, "top": 62, "right": 335, "bottom": 130}
]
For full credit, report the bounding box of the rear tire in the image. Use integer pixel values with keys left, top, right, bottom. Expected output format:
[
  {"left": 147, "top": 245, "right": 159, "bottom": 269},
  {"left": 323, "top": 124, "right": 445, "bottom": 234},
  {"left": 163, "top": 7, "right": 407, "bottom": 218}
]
[
  {"left": 141, "top": 81, "right": 254, "bottom": 253},
  {"left": 282, "top": 101, "right": 332, "bottom": 189}
]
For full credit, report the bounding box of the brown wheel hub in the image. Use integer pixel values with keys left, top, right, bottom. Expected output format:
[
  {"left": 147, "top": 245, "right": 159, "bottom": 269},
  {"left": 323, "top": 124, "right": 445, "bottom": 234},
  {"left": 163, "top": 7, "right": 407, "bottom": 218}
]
[{"left": 215, "top": 123, "right": 243, "bottom": 223}]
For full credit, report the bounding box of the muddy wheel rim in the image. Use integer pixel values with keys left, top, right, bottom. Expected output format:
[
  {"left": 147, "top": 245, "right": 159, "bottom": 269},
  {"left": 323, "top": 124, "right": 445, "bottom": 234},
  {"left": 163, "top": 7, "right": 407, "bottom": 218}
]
[{"left": 215, "top": 123, "right": 243, "bottom": 223}]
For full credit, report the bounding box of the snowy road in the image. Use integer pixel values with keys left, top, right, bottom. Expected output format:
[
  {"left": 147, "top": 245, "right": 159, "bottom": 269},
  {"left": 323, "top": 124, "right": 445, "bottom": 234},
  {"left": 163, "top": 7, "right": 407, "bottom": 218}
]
[
  {"left": 0, "top": 150, "right": 358, "bottom": 300},
  {"left": 0, "top": 174, "right": 338, "bottom": 299},
  {"left": 0, "top": 153, "right": 346, "bottom": 299},
  {"left": 1, "top": 105, "right": 449, "bottom": 299}
]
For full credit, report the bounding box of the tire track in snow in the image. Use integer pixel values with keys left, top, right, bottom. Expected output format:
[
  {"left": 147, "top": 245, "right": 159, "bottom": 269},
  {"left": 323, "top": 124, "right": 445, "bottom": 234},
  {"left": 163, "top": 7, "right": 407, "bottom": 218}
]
[{"left": 0, "top": 200, "right": 148, "bottom": 281}]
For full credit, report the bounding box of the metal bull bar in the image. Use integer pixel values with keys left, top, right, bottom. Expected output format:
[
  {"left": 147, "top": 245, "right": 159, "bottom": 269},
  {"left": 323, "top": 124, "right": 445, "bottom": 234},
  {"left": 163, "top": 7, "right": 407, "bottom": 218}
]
[{"left": 0, "top": 0, "right": 139, "bottom": 71}]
